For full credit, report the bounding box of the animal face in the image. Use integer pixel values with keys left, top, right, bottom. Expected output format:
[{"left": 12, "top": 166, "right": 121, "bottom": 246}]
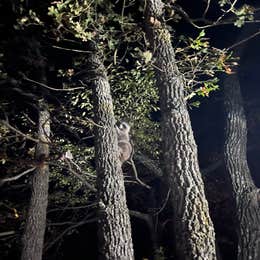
[{"left": 118, "top": 122, "right": 130, "bottom": 132}]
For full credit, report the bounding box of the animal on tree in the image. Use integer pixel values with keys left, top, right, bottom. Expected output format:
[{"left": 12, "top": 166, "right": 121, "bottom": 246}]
[{"left": 116, "top": 122, "right": 133, "bottom": 164}]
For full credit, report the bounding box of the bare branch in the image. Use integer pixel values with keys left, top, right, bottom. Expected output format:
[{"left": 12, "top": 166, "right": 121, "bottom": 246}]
[
  {"left": 172, "top": 1, "right": 260, "bottom": 29},
  {"left": 134, "top": 153, "right": 162, "bottom": 177},
  {"left": 44, "top": 217, "right": 97, "bottom": 252},
  {"left": 129, "top": 210, "right": 150, "bottom": 222},
  {"left": 1, "top": 120, "right": 39, "bottom": 143},
  {"left": 227, "top": 30, "right": 260, "bottom": 50},
  {"left": 22, "top": 112, "right": 37, "bottom": 126},
  {"left": 69, "top": 159, "right": 95, "bottom": 178},
  {"left": 22, "top": 74, "right": 84, "bottom": 92},
  {"left": 49, "top": 160, "right": 97, "bottom": 192},
  {"left": 201, "top": 159, "right": 223, "bottom": 175},
  {"left": 52, "top": 45, "right": 92, "bottom": 53},
  {"left": 153, "top": 189, "right": 171, "bottom": 215},
  {"left": 0, "top": 231, "right": 15, "bottom": 237},
  {"left": 129, "top": 158, "right": 151, "bottom": 189},
  {"left": 64, "top": 159, "right": 96, "bottom": 192},
  {"left": 48, "top": 221, "right": 81, "bottom": 226},
  {"left": 48, "top": 202, "right": 98, "bottom": 213},
  {"left": 203, "top": 0, "right": 211, "bottom": 18},
  {"left": 0, "top": 167, "right": 36, "bottom": 185}
]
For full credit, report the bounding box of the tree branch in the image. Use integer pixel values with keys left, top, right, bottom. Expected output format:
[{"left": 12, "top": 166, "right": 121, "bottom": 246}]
[
  {"left": 227, "top": 30, "right": 260, "bottom": 50},
  {"left": 129, "top": 158, "right": 151, "bottom": 189},
  {"left": 49, "top": 160, "right": 97, "bottom": 192},
  {"left": 134, "top": 153, "right": 162, "bottom": 177},
  {"left": 22, "top": 74, "right": 84, "bottom": 92},
  {"left": 48, "top": 202, "right": 98, "bottom": 214},
  {"left": 0, "top": 167, "right": 36, "bottom": 185},
  {"left": 52, "top": 45, "right": 92, "bottom": 53},
  {"left": 129, "top": 210, "right": 150, "bottom": 222},
  {"left": 44, "top": 217, "right": 97, "bottom": 252},
  {"left": 0, "top": 231, "right": 15, "bottom": 237},
  {"left": 1, "top": 120, "right": 39, "bottom": 143}
]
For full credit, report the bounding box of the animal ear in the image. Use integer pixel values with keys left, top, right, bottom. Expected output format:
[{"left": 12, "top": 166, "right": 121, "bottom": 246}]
[{"left": 122, "top": 122, "right": 130, "bottom": 130}]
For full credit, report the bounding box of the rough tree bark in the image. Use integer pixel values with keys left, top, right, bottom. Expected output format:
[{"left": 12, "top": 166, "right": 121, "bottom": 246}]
[
  {"left": 223, "top": 73, "right": 260, "bottom": 260},
  {"left": 19, "top": 37, "right": 50, "bottom": 260},
  {"left": 144, "top": 1, "right": 216, "bottom": 259},
  {"left": 21, "top": 99, "right": 50, "bottom": 260},
  {"left": 82, "top": 52, "right": 134, "bottom": 260}
]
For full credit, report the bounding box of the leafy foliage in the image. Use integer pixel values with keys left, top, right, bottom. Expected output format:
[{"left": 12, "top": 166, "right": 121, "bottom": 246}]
[
  {"left": 110, "top": 64, "right": 160, "bottom": 156},
  {"left": 174, "top": 30, "right": 238, "bottom": 105},
  {"left": 218, "top": 0, "right": 255, "bottom": 27}
]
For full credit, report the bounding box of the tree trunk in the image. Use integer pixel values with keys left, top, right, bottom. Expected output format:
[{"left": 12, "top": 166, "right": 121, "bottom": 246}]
[
  {"left": 21, "top": 99, "right": 50, "bottom": 260},
  {"left": 85, "top": 52, "right": 134, "bottom": 260},
  {"left": 144, "top": 1, "right": 217, "bottom": 259},
  {"left": 223, "top": 74, "right": 260, "bottom": 260}
]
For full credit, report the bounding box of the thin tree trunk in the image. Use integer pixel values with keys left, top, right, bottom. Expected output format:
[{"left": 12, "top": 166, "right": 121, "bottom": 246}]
[
  {"left": 223, "top": 74, "right": 260, "bottom": 260},
  {"left": 21, "top": 99, "right": 50, "bottom": 260},
  {"left": 144, "top": 1, "right": 216, "bottom": 259},
  {"left": 84, "top": 52, "right": 134, "bottom": 260}
]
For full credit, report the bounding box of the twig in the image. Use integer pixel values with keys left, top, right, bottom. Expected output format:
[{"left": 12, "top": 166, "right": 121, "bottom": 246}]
[
  {"left": 48, "top": 221, "right": 81, "bottom": 226},
  {"left": 69, "top": 159, "right": 96, "bottom": 178},
  {"left": 22, "top": 74, "right": 84, "bottom": 92},
  {"left": 1, "top": 120, "right": 50, "bottom": 144},
  {"left": 0, "top": 167, "right": 36, "bottom": 185},
  {"left": 0, "top": 231, "right": 15, "bottom": 237},
  {"left": 129, "top": 210, "right": 149, "bottom": 222},
  {"left": 153, "top": 189, "right": 171, "bottom": 215},
  {"left": 74, "top": 115, "right": 104, "bottom": 128},
  {"left": 1, "top": 120, "right": 39, "bottom": 143},
  {"left": 81, "top": 135, "right": 95, "bottom": 141},
  {"left": 227, "top": 30, "right": 260, "bottom": 51},
  {"left": 173, "top": 1, "right": 242, "bottom": 29},
  {"left": 134, "top": 153, "right": 162, "bottom": 177},
  {"left": 129, "top": 158, "right": 151, "bottom": 189},
  {"left": 203, "top": 0, "right": 211, "bottom": 18},
  {"left": 50, "top": 159, "right": 97, "bottom": 192},
  {"left": 52, "top": 45, "right": 92, "bottom": 53},
  {"left": 48, "top": 202, "right": 98, "bottom": 213},
  {"left": 44, "top": 217, "right": 97, "bottom": 252},
  {"left": 22, "top": 112, "right": 36, "bottom": 126},
  {"left": 65, "top": 160, "right": 96, "bottom": 191}
]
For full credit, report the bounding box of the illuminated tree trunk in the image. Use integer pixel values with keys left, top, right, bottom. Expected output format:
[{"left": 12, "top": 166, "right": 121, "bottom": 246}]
[
  {"left": 223, "top": 74, "right": 260, "bottom": 260},
  {"left": 21, "top": 99, "right": 50, "bottom": 260},
  {"left": 144, "top": 1, "right": 216, "bottom": 259},
  {"left": 83, "top": 52, "right": 134, "bottom": 260}
]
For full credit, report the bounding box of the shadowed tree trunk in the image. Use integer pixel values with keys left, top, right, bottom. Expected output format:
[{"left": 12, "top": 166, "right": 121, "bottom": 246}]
[
  {"left": 21, "top": 99, "right": 50, "bottom": 260},
  {"left": 82, "top": 51, "right": 134, "bottom": 260},
  {"left": 223, "top": 20, "right": 260, "bottom": 259},
  {"left": 223, "top": 73, "right": 260, "bottom": 260},
  {"left": 19, "top": 37, "right": 50, "bottom": 260},
  {"left": 144, "top": 1, "right": 217, "bottom": 259}
]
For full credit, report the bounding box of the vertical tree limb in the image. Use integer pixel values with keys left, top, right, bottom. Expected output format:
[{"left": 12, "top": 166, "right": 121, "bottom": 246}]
[
  {"left": 144, "top": 0, "right": 217, "bottom": 259},
  {"left": 83, "top": 51, "right": 134, "bottom": 260}
]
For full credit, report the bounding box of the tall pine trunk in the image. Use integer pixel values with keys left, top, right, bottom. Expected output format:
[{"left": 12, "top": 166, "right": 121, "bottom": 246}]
[
  {"left": 21, "top": 99, "right": 50, "bottom": 260},
  {"left": 83, "top": 52, "right": 134, "bottom": 260},
  {"left": 144, "top": 1, "right": 216, "bottom": 259},
  {"left": 223, "top": 74, "right": 260, "bottom": 259}
]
